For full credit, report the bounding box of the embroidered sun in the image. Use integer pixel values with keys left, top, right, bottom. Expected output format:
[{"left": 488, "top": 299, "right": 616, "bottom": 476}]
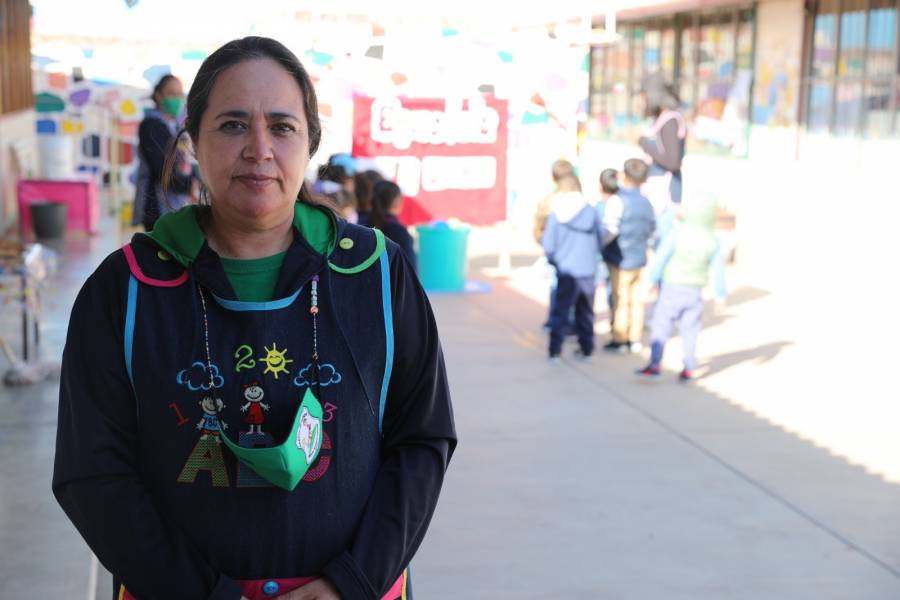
[{"left": 259, "top": 343, "right": 293, "bottom": 379}]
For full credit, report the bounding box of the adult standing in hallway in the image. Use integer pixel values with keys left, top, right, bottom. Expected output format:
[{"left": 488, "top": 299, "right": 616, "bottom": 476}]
[
  {"left": 133, "top": 74, "right": 196, "bottom": 231},
  {"left": 54, "top": 36, "right": 455, "bottom": 600},
  {"left": 638, "top": 74, "right": 686, "bottom": 243}
]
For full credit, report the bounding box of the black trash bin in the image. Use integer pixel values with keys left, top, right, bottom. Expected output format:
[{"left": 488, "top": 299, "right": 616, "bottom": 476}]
[{"left": 30, "top": 201, "right": 67, "bottom": 239}]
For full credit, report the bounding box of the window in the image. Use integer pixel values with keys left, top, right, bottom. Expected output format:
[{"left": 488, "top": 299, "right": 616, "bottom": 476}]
[
  {"left": 587, "top": 5, "right": 755, "bottom": 155},
  {"left": 805, "top": 0, "right": 900, "bottom": 138}
]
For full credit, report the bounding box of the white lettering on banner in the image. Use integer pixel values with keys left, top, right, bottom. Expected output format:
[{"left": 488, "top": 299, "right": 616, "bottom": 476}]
[
  {"left": 370, "top": 97, "right": 500, "bottom": 150},
  {"left": 421, "top": 156, "right": 497, "bottom": 192},
  {"left": 372, "top": 156, "right": 497, "bottom": 195},
  {"left": 373, "top": 156, "right": 422, "bottom": 196}
]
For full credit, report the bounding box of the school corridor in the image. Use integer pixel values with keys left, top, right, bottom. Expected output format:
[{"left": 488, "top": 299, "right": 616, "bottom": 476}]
[{"left": 1, "top": 215, "right": 899, "bottom": 599}]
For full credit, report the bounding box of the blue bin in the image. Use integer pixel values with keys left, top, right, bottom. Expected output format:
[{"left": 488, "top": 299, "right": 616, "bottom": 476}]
[{"left": 416, "top": 222, "right": 470, "bottom": 292}]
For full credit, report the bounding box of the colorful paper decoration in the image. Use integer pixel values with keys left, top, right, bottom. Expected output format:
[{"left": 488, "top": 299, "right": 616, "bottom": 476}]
[
  {"left": 36, "top": 120, "right": 57, "bottom": 134},
  {"left": 82, "top": 134, "right": 101, "bottom": 158},
  {"left": 69, "top": 88, "right": 92, "bottom": 107},
  {"left": 117, "top": 121, "right": 139, "bottom": 136},
  {"left": 34, "top": 92, "right": 65, "bottom": 113},
  {"left": 120, "top": 99, "right": 138, "bottom": 117},
  {"left": 47, "top": 72, "right": 69, "bottom": 90},
  {"left": 62, "top": 120, "right": 85, "bottom": 134},
  {"left": 305, "top": 49, "right": 334, "bottom": 66}
]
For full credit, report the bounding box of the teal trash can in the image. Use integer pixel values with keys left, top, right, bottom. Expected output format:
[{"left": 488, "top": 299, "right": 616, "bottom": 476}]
[{"left": 416, "top": 221, "right": 470, "bottom": 292}]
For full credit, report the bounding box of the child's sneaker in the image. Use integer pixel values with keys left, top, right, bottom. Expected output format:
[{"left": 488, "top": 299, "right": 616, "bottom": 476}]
[
  {"left": 636, "top": 364, "right": 661, "bottom": 377},
  {"left": 602, "top": 341, "right": 627, "bottom": 354},
  {"left": 678, "top": 369, "right": 693, "bottom": 382},
  {"left": 548, "top": 354, "right": 562, "bottom": 365},
  {"left": 628, "top": 341, "right": 644, "bottom": 354},
  {"left": 573, "top": 348, "right": 593, "bottom": 363}
]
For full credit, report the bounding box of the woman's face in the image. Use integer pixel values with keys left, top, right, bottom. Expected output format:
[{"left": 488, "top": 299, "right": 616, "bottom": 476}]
[
  {"left": 154, "top": 77, "right": 184, "bottom": 105},
  {"left": 195, "top": 58, "right": 310, "bottom": 230}
]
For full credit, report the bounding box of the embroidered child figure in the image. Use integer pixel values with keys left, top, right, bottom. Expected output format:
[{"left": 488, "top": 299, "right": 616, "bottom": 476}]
[
  {"left": 240, "top": 383, "right": 270, "bottom": 434},
  {"left": 196, "top": 396, "right": 227, "bottom": 443}
]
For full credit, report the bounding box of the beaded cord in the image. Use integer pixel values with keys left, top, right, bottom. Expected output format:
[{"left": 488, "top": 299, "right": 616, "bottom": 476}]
[
  {"left": 311, "top": 275, "right": 319, "bottom": 361},
  {"left": 197, "top": 284, "right": 216, "bottom": 395}
]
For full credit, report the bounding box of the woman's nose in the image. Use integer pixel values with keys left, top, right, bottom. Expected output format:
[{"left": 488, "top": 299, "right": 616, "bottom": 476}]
[{"left": 242, "top": 122, "right": 274, "bottom": 162}]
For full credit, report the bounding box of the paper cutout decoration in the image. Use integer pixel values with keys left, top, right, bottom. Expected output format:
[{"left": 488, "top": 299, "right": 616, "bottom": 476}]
[
  {"left": 69, "top": 88, "right": 91, "bottom": 107},
  {"left": 36, "top": 120, "right": 57, "bottom": 134},
  {"left": 120, "top": 99, "right": 138, "bottom": 117},
  {"left": 47, "top": 72, "right": 68, "bottom": 90},
  {"left": 117, "top": 121, "right": 139, "bottom": 136},
  {"left": 82, "top": 134, "right": 101, "bottom": 158},
  {"left": 35, "top": 92, "right": 66, "bottom": 113},
  {"left": 62, "top": 120, "right": 85, "bottom": 134},
  {"left": 305, "top": 49, "right": 333, "bottom": 66}
]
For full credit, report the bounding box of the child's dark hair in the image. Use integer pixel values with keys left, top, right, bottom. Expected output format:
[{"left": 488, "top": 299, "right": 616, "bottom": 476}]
[
  {"left": 152, "top": 74, "right": 178, "bottom": 105},
  {"left": 370, "top": 180, "right": 402, "bottom": 230},
  {"left": 353, "top": 169, "right": 383, "bottom": 213},
  {"left": 623, "top": 159, "right": 649, "bottom": 185},
  {"left": 599, "top": 169, "right": 619, "bottom": 194}
]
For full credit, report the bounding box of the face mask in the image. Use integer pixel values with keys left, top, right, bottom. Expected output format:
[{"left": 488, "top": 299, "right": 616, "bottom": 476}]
[
  {"left": 160, "top": 96, "right": 185, "bottom": 118},
  {"left": 219, "top": 388, "right": 324, "bottom": 491}
]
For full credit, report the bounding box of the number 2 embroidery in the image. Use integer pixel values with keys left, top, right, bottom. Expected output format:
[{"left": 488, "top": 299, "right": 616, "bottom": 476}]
[{"left": 234, "top": 344, "right": 256, "bottom": 372}]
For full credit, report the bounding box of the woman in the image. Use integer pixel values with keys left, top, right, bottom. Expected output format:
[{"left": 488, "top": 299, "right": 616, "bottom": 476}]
[
  {"left": 54, "top": 37, "right": 455, "bottom": 600},
  {"left": 638, "top": 75, "right": 686, "bottom": 242},
  {"left": 363, "top": 180, "right": 416, "bottom": 272},
  {"left": 133, "top": 74, "right": 195, "bottom": 231}
]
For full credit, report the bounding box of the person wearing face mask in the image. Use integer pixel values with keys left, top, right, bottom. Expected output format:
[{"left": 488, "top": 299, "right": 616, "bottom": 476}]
[
  {"left": 53, "top": 37, "right": 455, "bottom": 600},
  {"left": 133, "top": 74, "right": 196, "bottom": 231}
]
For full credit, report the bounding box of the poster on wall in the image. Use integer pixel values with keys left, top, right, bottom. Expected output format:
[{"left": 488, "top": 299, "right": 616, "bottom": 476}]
[{"left": 352, "top": 95, "right": 508, "bottom": 226}]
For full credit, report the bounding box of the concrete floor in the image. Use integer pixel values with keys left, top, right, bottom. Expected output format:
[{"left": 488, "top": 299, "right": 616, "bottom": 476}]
[{"left": 1, "top": 216, "right": 899, "bottom": 599}]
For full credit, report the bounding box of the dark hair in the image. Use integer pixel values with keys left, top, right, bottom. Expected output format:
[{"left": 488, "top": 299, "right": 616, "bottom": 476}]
[
  {"left": 642, "top": 74, "right": 681, "bottom": 118},
  {"left": 162, "top": 37, "right": 323, "bottom": 208},
  {"left": 599, "top": 168, "right": 619, "bottom": 194},
  {"left": 370, "top": 180, "right": 402, "bottom": 230},
  {"left": 555, "top": 174, "right": 582, "bottom": 193},
  {"left": 317, "top": 163, "right": 349, "bottom": 184},
  {"left": 551, "top": 159, "right": 575, "bottom": 182},
  {"left": 152, "top": 74, "right": 179, "bottom": 105},
  {"left": 353, "top": 169, "right": 383, "bottom": 213},
  {"left": 623, "top": 159, "right": 649, "bottom": 185}
]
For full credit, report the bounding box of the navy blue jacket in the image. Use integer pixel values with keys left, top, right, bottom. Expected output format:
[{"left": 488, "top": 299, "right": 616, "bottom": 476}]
[{"left": 53, "top": 212, "right": 455, "bottom": 600}]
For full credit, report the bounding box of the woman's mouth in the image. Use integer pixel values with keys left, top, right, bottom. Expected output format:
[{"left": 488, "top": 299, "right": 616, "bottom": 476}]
[{"left": 235, "top": 175, "right": 276, "bottom": 190}]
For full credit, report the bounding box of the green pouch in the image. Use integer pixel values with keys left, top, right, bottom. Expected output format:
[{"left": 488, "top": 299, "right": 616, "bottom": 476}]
[{"left": 220, "top": 388, "right": 324, "bottom": 491}]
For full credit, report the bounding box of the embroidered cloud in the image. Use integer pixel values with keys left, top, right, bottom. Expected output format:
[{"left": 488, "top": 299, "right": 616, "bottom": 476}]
[
  {"left": 293, "top": 362, "right": 342, "bottom": 387},
  {"left": 176, "top": 361, "right": 225, "bottom": 391}
]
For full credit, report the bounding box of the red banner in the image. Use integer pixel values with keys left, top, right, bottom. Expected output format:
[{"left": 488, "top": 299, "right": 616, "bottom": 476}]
[{"left": 352, "top": 96, "right": 508, "bottom": 225}]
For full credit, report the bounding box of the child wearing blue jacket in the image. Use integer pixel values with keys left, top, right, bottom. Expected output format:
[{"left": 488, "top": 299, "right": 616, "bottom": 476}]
[
  {"left": 542, "top": 175, "right": 604, "bottom": 361},
  {"left": 638, "top": 197, "right": 727, "bottom": 381}
]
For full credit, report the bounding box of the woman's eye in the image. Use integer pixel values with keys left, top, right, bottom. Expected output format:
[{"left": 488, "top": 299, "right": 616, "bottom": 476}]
[
  {"left": 272, "top": 123, "right": 296, "bottom": 135},
  {"left": 220, "top": 120, "right": 247, "bottom": 132}
]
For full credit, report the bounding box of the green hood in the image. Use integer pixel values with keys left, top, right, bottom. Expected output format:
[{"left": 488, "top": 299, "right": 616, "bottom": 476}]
[
  {"left": 680, "top": 197, "right": 717, "bottom": 231},
  {"left": 146, "top": 203, "right": 337, "bottom": 267}
]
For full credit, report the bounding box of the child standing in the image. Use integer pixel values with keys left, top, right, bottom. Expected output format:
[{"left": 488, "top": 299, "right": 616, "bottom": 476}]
[
  {"left": 542, "top": 174, "right": 604, "bottom": 362},
  {"left": 638, "top": 197, "right": 727, "bottom": 381},
  {"left": 602, "top": 159, "right": 655, "bottom": 353},
  {"left": 596, "top": 168, "right": 619, "bottom": 334}
]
